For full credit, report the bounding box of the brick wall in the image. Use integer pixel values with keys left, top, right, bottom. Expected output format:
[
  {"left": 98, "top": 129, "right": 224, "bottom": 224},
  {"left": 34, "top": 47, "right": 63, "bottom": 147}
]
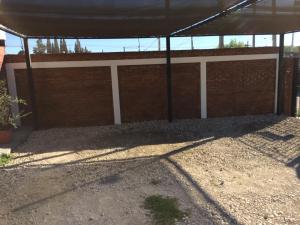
[
  {"left": 207, "top": 59, "right": 276, "bottom": 117},
  {"left": 118, "top": 64, "right": 168, "bottom": 122},
  {"left": 118, "top": 63, "right": 201, "bottom": 122},
  {"left": 14, "top": 67, "right": 114, "bottom": 128},
  {"left": 4, "top": 48, "right": 281, "bottom": 128},
  {"left": 172, "top": 63, "right": 201, "bottom": 119}
]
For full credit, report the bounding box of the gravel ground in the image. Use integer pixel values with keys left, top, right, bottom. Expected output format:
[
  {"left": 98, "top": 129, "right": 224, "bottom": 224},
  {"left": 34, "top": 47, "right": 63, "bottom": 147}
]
[{"left": 0, "top": 115, "right": 299, "bottom": 225}]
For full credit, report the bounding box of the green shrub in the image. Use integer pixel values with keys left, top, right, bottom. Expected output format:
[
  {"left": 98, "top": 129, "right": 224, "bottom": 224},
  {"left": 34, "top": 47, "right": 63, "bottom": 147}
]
[
  {"left": 0, "top": 80, "right": 29, "bottom": 129},
  {"left": 0, "top": 154, "right": 11, "bottom": 166}
]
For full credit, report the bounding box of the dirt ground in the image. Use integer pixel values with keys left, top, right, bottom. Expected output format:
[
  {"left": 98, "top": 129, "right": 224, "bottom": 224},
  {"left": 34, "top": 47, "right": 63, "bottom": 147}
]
[{"left": 0, "top": 115, "right": 299, "bottom": 225}]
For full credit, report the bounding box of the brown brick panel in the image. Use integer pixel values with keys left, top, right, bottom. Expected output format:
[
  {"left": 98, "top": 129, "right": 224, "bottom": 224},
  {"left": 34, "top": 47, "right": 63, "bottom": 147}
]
[
  {"left": 15, "top": 67, "right": 114, "bottom": 128},
  {"left": 14, "top": 69, "right": 33, "bottom": 126},
  {"left": 118, "top": 63, "right": 201, "bottom": 122},
  {"left": 207, "top": 59, "right": 276, "bottom": 117},
  {"left": 118, "top": 65, "right": 167, "bottom": 123},
  {"left": 172, "top": 63, "right": 201, "bottom": 119}
]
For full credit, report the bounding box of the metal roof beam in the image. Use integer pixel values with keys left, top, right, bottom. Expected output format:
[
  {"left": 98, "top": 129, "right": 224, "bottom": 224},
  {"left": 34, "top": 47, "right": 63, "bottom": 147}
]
[
  {"left": 171, "top": 0, "right": 261, "bottom": 36},
  {"left": 0, "top": 24, "right": 26, "bottom": 38}
]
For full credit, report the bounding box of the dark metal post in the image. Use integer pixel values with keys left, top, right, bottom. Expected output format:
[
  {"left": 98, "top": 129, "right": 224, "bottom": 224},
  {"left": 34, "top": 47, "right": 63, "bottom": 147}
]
[
  {"left": 166, "top": 36, "right": 173, "bottom": 122},
  {"left": 23, "top": 38, "right": 38, "bottom": 129},
  {"left": 291, "top": 58, "right": 299, "bottom": 116},
  {"left": 277, "top": 33, "right": 285, "bottom": 115}
]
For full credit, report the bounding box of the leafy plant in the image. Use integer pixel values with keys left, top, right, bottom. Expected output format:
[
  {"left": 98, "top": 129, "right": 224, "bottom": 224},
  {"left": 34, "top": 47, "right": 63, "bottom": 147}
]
[
  {"left": 144, "top": 195, "right": 188, "bottom": 225},
  {"left": 0, "top": 154, "right": 11, "bottom": 166},
  {"left": 0, "top": 80, "right": 29, "bottom": 129}
]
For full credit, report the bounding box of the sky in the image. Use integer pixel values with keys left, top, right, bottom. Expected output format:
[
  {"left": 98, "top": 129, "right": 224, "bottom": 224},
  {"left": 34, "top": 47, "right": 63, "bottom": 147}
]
[{"left": 4, "top": 32, "right": 300, "bottom": 55}]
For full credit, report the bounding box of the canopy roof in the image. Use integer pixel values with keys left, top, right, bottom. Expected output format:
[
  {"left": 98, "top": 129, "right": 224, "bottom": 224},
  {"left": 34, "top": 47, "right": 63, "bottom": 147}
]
[
  {"left": 185, "top": 0, "right": 300, "bottom": 36},
  {"left": 0, "top": 0, "right": 244, "bottom": 38},
  {"left": 0, "top": 0, "right": 299, "bottom": 38}
]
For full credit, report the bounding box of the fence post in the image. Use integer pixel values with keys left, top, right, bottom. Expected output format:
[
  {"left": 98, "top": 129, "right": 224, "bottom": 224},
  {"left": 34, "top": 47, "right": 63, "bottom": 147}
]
[
  {"left": 277, "top": 33, "right": 285, "bottom": 115},
  {"left": 166, "top": 36, "right": 173, "bottom": 122},
  {"left": 292, "top": 58, "right": 300, "bottom": 116}
]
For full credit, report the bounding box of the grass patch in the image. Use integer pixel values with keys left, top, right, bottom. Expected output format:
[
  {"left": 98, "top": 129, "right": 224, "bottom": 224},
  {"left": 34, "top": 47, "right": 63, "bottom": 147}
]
[
  {"left": 144, "top": 195, "right": 187, "bottom": 225},
  {"left": 0, "top": 154, "right": 11, "bottom": 166}
]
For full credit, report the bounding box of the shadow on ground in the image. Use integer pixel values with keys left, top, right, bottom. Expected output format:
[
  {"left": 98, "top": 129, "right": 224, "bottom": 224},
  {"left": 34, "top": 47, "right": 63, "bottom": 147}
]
[
  {"left": 1, "top": 148, "right": 240, "bottom": 225},
  {"left": 1, "top": 115, "right": 300, "bottom": 225}
]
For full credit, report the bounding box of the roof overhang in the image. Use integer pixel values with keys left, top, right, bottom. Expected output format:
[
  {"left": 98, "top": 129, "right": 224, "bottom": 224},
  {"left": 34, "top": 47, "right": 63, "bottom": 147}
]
[
  {"left": 0, "top": 0, "right": 243, "bottom": 38},
  {"left": 0, "top": 0, "right": 299, "bottom": 38}
]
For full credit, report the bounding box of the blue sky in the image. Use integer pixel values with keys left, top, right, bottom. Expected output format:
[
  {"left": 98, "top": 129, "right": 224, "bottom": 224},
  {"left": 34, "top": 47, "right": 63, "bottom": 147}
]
[{"left": 4, "top": 32, "right": 300, "bottom": 54}]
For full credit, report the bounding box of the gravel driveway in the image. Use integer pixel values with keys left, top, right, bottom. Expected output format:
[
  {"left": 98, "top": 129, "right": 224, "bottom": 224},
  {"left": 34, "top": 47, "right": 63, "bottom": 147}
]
[{"left": 0, "top": 115, "right": 299, "bottom": 225}]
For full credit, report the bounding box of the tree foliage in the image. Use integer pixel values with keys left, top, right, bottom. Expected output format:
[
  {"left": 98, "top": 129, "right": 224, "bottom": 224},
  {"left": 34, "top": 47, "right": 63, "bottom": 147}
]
[
  {"left": 32, "top": 38, "right": 89, "bottom": 54},
  {"left": 74, "top": 39, "right": 82, "bottom": 53},
  {"left": 53, "top": 38, "right": 60, "bottom": 54},
  {"left": 33, "top": 39, "right": 46, "bottom": 54},
  {"left": 224, "top": 39, "right": 246, "bottom": 48},
  {"left": 0, "top": 80, "right": 29, "bottom": 129},
  {"left": 46, "top": 39, "right": 52, "bottom": 54},
  {"left": 60, "top": 39, "right": 68, "bottom": 53},
  {"left": 74, "top": 39, "right": 90, "bottom": 53},
  {"left": 285, "top": 46, "right": 300, "bottom": 53}
]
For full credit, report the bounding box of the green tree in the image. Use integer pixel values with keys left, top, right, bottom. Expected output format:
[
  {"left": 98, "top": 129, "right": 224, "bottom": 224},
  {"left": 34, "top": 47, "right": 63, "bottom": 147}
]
[
  {"left": 60, "top": 39, "right": 68, "bottom": 53},
  {"left": 51, "top": 43, "right": 54, "bottom": 53},
  {"left": 53, "top": 38, "right": 60, "bottom": 54},
  {"left": 83, "top": 46, "right": 91, "bottom": 53},
  {"left": 59, "top": 39, "right": 63, "bottom": 53},
  {"left": 33, "top": 39, "right": 46, "bottom": 54},
  {"left": 224, "top": 39, "right": 246, "bottom": 48},
  {"left": 74, "top": 39, "right": 82, "bottom": 53},
  {"left": 285, "top": 46, "right": 300, "bottom": 53},
  {"left": 63, "top": 39, "right": 68, "bottom": 53},
  {"left": 46, "top": 39, "right": 52, "bottom": 54}
]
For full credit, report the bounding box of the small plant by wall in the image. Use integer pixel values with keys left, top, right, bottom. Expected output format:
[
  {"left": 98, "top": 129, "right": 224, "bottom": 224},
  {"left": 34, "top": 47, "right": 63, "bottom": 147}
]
[
  {"left": 0, "top": 80, "right": 30, "bottom": 129},
  {"left": 0, "top": 154, "right": 10, "bottom": 166},
  {"left": 0, "top": 80, "right": 29, "bottom": 144}
]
